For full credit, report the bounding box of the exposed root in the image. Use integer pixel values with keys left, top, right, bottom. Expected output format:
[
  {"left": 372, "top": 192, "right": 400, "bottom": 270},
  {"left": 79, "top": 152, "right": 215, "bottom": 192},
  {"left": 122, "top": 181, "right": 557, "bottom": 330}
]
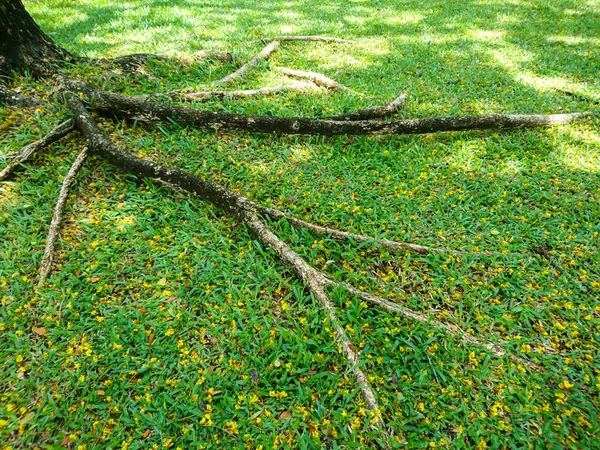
[
  {"left": 215, "top": 41, "right": 280, "bottom": 85},
  {"left": 66, "top": 91, "right": 390, "bottom": 442},
  {"left": 256, "top": 35, "right": 353, "bottom": 44},
  {"left": 325, "top": 93, "right": 406, "bottom": 121},
  {"left": 553, "top": 88, "right": 600, "bottom": 105},
  {"left": 191, "top": 50, "right": 234, "bottom": 63},
  {"left": 38, "top": 147, "right": 88, "bottom": 287},
  {"left": 168, "top": 81, "right": 318, "bottom": 102},
  {"left": 0, "top": 119, "right": 75, "bottom": 181},
  {"left": 62, "top": 79, "right": 589, "bottom": 136},
  {"left": 330, "top": 280, "right": 549, "bottom": 371},
  {"left": 0, "top": 85, "right": 44, "bottom": 107},
  {"left": 0, "top": 151, "right": 19, "bottom": 160},
  {"left": 278, "top": 67, "right": 345, "bottom": 90},
  {"left": 111, "top": 53, "right": 170, "bottom": 71},
  {"left": 256, "top": 204, "right": 453, "bottom": 255}
]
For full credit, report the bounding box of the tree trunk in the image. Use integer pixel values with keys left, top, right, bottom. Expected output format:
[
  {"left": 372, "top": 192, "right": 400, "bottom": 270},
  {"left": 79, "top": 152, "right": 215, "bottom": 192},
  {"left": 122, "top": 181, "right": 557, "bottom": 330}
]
[{"left": 0, "top": 0, "right": 70, "bottom": 76}]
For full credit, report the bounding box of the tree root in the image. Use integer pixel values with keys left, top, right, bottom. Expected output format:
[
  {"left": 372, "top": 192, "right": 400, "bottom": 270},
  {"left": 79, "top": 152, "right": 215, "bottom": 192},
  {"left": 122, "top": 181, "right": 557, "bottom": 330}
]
[
  {"left": 62, "top": 88, "right": 559, "bottom": 444},
  {"left": 38, "top": 146, "right": 88, "bottom": 287},
  {"left": 0, "top": 119, "right": 75, "bottom": 181},
  {"left": 255, "top": 204, "right": 454, "bottom": 255},
  {"left": 279, "top": 67, "right": 346, "bottom": 90},
  {"left": 215, "top": 41, "right": 280, "bottom": 85},
  {"left": 329, "top": 280, "right": 552, "bottom": 371},
  {"left": 66, "top": 92, "right": 390, "bottom": 443},
  {"left": 553, "top": 88, "right": 600, "bottom": 105},
  {"left": 163, "top": 81, "right": 319, "bottom": 102},
  {"left": 255, "top": 35, "right": 353, "bottom": 44},
  {"left": 0, "top": 85, "right": 44, "bottom": 107},
  {"left": 325, "top": 93, "right": 407, "bottom": 121},
  {"left": 61, "top": 79, "right": 589, "bottom": 136}
]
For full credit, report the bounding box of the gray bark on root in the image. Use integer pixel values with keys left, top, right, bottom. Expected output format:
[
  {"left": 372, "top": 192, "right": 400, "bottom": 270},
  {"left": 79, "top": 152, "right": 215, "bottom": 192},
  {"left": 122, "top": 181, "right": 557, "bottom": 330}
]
[
  {"left": 64, "top": 89, "right": 552, "bottom": 432},
  {"left": 61, "top": 79, "right": 589, "bottom": 136},
  {"left": 0, "top": 119, "right": 75, "bottom": 180},
  {"left": 155, "top": 82, "right": 318, "bottom": 102},
  {"left": 0, "top": 85, "right": 44, "bottom": 107},
  {"left": 257, "top": 35, "right": 353, "bottom": 44},
  {"left": 215, "top": 41, "right": 280, "bottom": 85},
  {"left": 65, "top": 92, "right": 388, "bottom": 440},
  {"left": 279, "top": 67, "right": 345, "bottom": 89},
  {"left": 38, "top": 146, "right": 88, "bottom": 287}
]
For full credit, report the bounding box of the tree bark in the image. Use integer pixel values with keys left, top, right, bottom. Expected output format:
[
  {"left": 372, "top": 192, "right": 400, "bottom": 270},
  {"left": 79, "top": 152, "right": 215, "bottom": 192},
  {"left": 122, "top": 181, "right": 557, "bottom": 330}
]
[
  {"left": 0, "top": 0, "right": 70, "bottom": 76},
  {"left": 62, "top": 79, "right": 588, "bottom": 137}
]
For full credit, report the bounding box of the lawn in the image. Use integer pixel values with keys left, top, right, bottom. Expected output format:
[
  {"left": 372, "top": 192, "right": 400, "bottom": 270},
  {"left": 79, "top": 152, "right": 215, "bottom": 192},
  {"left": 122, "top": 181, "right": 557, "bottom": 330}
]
[{"left": 1, "top": 0, "right": 599, "bottom": 448}]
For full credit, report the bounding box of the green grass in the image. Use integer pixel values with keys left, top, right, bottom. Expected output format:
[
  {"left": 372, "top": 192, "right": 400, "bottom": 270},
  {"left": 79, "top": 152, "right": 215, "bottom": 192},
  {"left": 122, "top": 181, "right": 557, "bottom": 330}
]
[{"left": 1, "top": 0, "right": 599, "bottom": 448}]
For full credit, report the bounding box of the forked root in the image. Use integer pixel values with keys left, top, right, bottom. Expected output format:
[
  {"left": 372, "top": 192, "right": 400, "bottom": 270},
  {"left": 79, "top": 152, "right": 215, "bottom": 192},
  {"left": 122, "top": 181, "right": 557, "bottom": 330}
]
[
  {"left": 66, "top": 91, "right": 390, "bottom": 443},
  {"left": 61, "top": 78, "right": 589, "bottom": 136}
]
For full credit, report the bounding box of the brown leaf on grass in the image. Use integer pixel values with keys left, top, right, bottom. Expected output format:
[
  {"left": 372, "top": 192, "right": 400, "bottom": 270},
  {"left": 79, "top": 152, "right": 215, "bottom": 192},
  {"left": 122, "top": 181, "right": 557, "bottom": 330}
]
[
  {"left": 61, "top": 435, "right": 70, "bottom": 446},
  {"left": 142, "top": 429, "right": 151, "bottom": 439},
  {"left": 20, "top": 412, "right": 35, "bottom": 425},
  {"left": 148, "top": 333, "right": 154, "bottom": 344},
  {"left": 33, "top": 327, "right": 48, "bottom": 336},
  {"left": 279, "top": 411, "right": 292, "bottom": 420}
]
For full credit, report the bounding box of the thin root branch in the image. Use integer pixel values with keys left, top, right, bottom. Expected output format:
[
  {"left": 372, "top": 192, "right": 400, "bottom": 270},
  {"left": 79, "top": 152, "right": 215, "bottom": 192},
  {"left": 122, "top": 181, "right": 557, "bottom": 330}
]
[
  {"left": 38, "top": 146, "right": 88, "bottom": 287},
  {"left": 0, "top": 119, "right": 75, "bottom": 181},
  {"left": 256, "top": 204, "right": 463, "bottom": 255},
  {"left": 278, "top": 67, "right": 345, "bottom": 90},
  {"left": 216, "top": 41, "right": 280, "bottom": 85},
  {"left": 256, "top": 35, "right": 353, "bottom": 44},
  {"left": 66, "top": 92, "right": 389, "bottom": 442},
  {"left": 330, "top": 279, "right": 548, "bottom": 371},
  {"left": 173, "top": 81, "right": 318, "bottom": 102}
]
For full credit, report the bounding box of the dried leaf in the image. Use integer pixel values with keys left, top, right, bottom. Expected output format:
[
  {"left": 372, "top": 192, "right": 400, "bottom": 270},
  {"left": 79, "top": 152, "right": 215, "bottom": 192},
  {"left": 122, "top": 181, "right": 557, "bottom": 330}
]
[
  {"left": 307, "top": 370, "right": 317, "bottom": 376},
  {"left": 148, "top": 333, "right": 154, "bottom": 344},
  {"left": 61, "top": 435, "right": 70, "bottom": 446},
  {"left": 212, "top": 390, "right": 222, "bottom": 395},
  {"left": 20, "top": 412, "right": 35, "bottom": 425},
  {"left": 91, "top": 276, "right": 100, "bottom": 283},
  {"left": 142, "top": 429, "right": 151, "bottom": 439},
  {"left": 33, "top": 327, "right": 48, "bottom": 336},
  {"left": 279, "top": 411, "right": 292, "bottom": 420},
  {"left": 97, "top": 390, "right": 105, "bottom": 396},
  {"left": 157, "top": 278, "right": 167, "bottom": 286}
]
